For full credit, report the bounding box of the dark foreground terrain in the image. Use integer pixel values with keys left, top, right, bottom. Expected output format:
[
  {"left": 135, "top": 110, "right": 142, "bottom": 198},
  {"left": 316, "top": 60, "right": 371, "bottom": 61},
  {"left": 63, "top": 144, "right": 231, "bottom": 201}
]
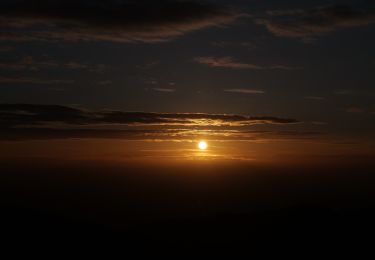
[{"left": 1, "top": 159, "right": 374, "bottom": 254}]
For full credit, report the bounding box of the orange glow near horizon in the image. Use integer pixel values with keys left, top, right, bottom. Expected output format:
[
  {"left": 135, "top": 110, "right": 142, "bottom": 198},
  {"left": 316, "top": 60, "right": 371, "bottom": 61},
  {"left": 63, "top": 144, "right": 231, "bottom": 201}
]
[{"left": 0, "top": 136, "right": 374, "bottom": 166}]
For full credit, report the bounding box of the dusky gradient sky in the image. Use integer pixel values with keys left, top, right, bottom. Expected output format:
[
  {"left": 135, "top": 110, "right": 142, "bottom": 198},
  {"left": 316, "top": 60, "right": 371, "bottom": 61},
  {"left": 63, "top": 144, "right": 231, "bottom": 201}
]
[{"left": 0, "top": 0, "right": 374, "bottom": 164}]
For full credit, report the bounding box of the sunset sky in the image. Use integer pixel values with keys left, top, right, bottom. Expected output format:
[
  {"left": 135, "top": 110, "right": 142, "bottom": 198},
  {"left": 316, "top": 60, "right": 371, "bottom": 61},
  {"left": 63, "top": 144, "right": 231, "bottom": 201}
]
[
  {"left": 1, "top": 0, "right": 374, "bottom": 165},
  {"left": 1, "top": 0, "right": 375, "bottom": 251}
]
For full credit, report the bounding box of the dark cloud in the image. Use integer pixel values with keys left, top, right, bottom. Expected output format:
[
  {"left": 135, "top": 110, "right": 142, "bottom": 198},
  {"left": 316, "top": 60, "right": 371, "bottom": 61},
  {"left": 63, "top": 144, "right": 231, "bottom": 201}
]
[
  {"left": 194, "top": 56, "right": 299, "bottom": 70},
  {"left": 0, "top": 104, "right": 299, "bottom": 129},
  {"left": 256, "top": 4, "right": 375, "bottom": 39},
  {"left": 0, "top": 0, "right": 243, "bottom": 43},
  {"left": 0, "top": 104, "right": 87, "bottom": 127},
  {"left": 0, "top": 104, "right": 305, "bottom": 141},
  {"left": 0, "top": 127, "right": 166, "bottom": 141}
]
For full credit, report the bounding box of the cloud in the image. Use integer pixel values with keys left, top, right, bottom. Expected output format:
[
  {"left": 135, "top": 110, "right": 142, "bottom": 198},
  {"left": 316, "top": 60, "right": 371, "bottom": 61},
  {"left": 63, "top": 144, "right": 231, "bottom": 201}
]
[
  {"left": 0, "top": 76, "right": 74, "bottom": 84},
  {"left": 0, "top": 103, "right": 310, "bottom": 142},
  {"left": 256, "top": 4, "right": 375, "bottom": 39},
  {"left": 194, "top": 56, "right": 299, "bottom": 70},
  {"left": 194, "top": 56, "right": 262, "bottom": 69},
  {"left": 334, "top": 89, "right": 353, "bottom": 95},
  {"left": 346, "top": 107, "right": 365, "bottom": 113},
  {"left": 212, "top": 41, "right": 256, "bottom": 49},
  {"left": 0, "top": 56, "right": 108, "bottom": 72},
  {"left": 63, "top": 62, "right": 88, "bottom": 70},
  {"left": 153, "top": 88, "right": 176, "bottom": 93},
  {"left": 304, "top": 96, "right": 325, "bottom": 101},
  {"left": 0, "top": 127, "right": 321, "bottom": 142},
  {"left": 0, "top": 56, "right": 58, "bottom": 70},
  {"left": 0, "top": 104, "right": 300, "bottom": 129},
  {"left": 0, "top": 104, "right": 315, "bottom": 142},
  {"left": 311, "top": 121, "right": 328, "bottom": 125},
  {"left": 0, "top": 0, "right": 243, "bottom": 43},
  {"left": 224, "top": 89, "right": 265, "bottom": 94}
]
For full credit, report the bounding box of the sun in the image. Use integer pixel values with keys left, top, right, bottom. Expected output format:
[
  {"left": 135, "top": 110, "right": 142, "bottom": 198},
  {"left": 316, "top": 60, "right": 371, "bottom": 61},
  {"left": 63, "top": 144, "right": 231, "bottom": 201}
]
[{"left": 198, "top": 141, "right": 208, "bottom": 150}]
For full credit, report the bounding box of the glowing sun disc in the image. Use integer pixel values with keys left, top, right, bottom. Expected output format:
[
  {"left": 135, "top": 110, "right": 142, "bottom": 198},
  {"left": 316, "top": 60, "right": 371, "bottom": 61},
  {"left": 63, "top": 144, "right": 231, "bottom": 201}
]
[{"left": 198, "top": 141, "right": 208, "bottom": 150}]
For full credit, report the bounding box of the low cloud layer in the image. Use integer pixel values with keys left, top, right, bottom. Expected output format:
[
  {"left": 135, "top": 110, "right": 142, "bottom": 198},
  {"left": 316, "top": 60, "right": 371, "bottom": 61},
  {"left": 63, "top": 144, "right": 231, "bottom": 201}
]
[
  {"left": 0, "top": 0, "right": 242, "bottom": 43},
  {"left": 0, "top": 127, "right": 320, "bottom": 142},
  {"left": 0, "top": 104, "right": 312, "bottom": 141},
  {"left": 257, "top": 4, "right": 375, "bottom": 39},
  {"left": 0, "top": 104, "right": 299, "bottom": 128}
]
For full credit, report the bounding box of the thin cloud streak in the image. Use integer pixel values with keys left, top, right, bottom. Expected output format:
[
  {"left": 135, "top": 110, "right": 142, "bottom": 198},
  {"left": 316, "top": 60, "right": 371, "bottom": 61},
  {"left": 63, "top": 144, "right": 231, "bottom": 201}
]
[
  {"left": 224, "top": 89, "right": 265, "bottom": 94},
  {"left": 153, "top": 88, "right": 176, "bottom": 93},
  {"left": 0, "top": 56, "right": 108, "bottom": 72},
  {"left": 304, "top": 96, "right": 325, "bottom": 101},
  {"left": 346, "top": 107, "right": 365, "bottom": 113},
  {"left": 0, "top": 56, "right": 58, "bottom": 70},
  {"left": 194, "top": 56, "right": 299, "bottom": 70},
  {"left": 334, "top": 89, "right": 353, "bottom": 95},
  {"left": 0, "top": 76, "right": 74, "bottom": 85}
]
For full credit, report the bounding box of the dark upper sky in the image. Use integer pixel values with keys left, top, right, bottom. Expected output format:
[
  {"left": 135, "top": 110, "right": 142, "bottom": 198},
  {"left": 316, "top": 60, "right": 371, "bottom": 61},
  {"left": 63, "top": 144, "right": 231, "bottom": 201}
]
[{"left": 0, "top": 0, "right": 374, "bottom": 145}]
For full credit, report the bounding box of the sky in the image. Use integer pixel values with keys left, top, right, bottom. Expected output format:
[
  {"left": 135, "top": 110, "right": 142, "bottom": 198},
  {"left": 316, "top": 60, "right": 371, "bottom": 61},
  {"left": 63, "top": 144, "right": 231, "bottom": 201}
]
[
  {"left": 0, "top": 0, "right": 374, "bottom": 165},
  {"left": 1, "top": 1, "right": 375, "bottom": 250}
]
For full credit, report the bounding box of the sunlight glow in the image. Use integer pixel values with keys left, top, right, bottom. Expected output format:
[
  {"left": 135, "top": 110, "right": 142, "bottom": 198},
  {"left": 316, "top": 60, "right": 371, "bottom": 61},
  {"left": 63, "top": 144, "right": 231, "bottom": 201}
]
[{"left": 198, "top": 141, "right": 208, "bottom": 150}]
